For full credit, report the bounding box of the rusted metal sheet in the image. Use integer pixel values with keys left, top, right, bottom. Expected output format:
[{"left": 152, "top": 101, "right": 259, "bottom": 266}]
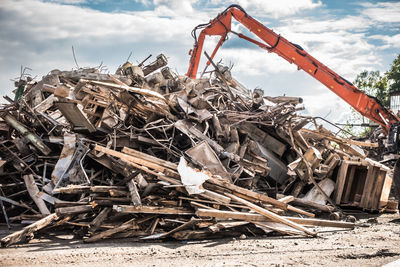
[
  {"left": 186, "top": 141, "right": 230, "bottom": 180},
  {"left": 56, "top": 102, "right": 96, "bottom": 132}
]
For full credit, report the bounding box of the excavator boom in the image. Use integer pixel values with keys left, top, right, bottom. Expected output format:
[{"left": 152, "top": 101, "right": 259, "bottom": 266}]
[{"left": 186, "top": 5, "right": 399, "bottom": 134}]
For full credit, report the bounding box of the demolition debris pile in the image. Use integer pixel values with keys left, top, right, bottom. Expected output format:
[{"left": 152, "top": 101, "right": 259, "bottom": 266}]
[{"left": 0, "top": 54, "right": 395, "bottom": 247}]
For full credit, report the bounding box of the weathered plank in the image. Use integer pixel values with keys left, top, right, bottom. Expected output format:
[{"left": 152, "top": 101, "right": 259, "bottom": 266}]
[
  {"left": 1, "top": 213, "right": 59, "bottom": 247},
  {"left": 196, "top": 209, "right": 354, "bottom": 229},
  {"left": 226, "top": 193, "right": 316, "bottom": 237},
  {"left": 113, "top": 205, "right": 194, "bottom": 215}
]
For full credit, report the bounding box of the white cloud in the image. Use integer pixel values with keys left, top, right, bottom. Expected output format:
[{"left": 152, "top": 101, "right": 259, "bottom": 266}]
[
  {"left": 211, "top": 0, "right": 322, "bottom": 17},
  {"left": 280, "top": 16, "right": 371, "bottom": 33},
  {"left": 153, "top": 0, "right": 200, "bottom": 15},
  {"left": 47, "top": 0, "right": 86, "bottom": 3},
  {"left": 302, "top": 90, "right": 353, "bottom": 125},
  {"left": 361, "top": 2, "right": 400, "bottom": 23},
  {"left": 371, "top": 34, "right": 400, "bottom": 49},
  {"left": 0, "top": 0, "right": 205, "bottom": 95},
  {"left": 275, "top": 18, "right": 383, "bottom": 79},
  {"left": 216, "top": 48, "right": 297, "bottom": 75},
  {"left": 133, "top": 0, "right": 151, "bottom": 5},
  {"left": 0, "top": 0, "right": 199, "bottom": 43}
]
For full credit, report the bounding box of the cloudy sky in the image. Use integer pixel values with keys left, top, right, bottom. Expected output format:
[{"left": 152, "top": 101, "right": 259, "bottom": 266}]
[{"left": 0, "top": 0, "right": 399, "bottom": 125}]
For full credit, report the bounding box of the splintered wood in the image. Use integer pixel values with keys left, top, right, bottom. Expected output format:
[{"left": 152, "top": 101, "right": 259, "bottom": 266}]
[{"left": 0, "top": 52, "right": 394, "bottom": 248}]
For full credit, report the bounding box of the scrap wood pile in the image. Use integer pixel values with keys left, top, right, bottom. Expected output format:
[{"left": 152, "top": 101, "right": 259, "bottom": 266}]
[{"left": 0, "top": 53, "right": 395, "bottom": 247}]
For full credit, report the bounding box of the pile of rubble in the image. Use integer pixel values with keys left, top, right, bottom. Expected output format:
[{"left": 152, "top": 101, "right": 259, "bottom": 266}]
[{"left": 0, "top": 54, "right": 396, "bottom": 247}]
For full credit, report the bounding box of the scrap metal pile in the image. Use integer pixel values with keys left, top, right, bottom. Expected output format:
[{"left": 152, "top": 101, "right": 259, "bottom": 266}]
[{"left": 0, "top": 54, "right": 395, "bottom": 247}]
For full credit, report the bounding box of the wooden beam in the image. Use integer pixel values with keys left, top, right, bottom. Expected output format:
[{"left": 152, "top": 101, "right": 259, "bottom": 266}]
[
  {"left": 196, "top": 209, "right": 354, "bottom": 229},
  {"left": 206, "top": 178, "right": 286, "bottom": 209},
  {"left": 278, "top": 195, "right": 295, "bottom": 203},
  {"left": 113, "top": 205, "right": 194, "bottom": 215},
  {"left": 94, "top": 145, "right": 179, "bottom": 178},
  {"left": 225, "top": 193, "right": 317, "bottom": 237},
  {"left": 1, "top": 213, "right": 59, "bottom": 247},
  {"left": 56, "top": 205, "right": 93, "bottom": 216},
  {"left": 179, "top": 196, "right": 246, "bottom": 209},
  {"left": 122, "top": 147, "right": 178, "bottom": 170},
  {"left": 53, "top": 185, "right": 127, "bottom": 194}
]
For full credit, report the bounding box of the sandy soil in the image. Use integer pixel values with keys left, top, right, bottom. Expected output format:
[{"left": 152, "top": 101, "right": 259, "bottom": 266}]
[{"left": 0, "top": 213, "right": 399, "bottom": 266}]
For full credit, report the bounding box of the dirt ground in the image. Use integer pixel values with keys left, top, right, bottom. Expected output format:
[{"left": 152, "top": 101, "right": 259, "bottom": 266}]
[{"left": 0, "top": 212, "right": 399, "bottom": 266}]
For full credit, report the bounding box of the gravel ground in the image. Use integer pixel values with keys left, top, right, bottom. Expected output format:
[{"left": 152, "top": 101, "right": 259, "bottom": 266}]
[{"left": 0, "top": 212, "right": 399, "bottom": 266}]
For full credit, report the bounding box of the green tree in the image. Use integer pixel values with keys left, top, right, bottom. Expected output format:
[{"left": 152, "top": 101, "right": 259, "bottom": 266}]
[
  {"left": 343, "top": 70, "right": 387, "bottom": 137},
  {"left": 387, "top": 54, "right": 400, "bottom": 94},
  {"left": 343, "top": 55, "right": 400, "bottom": 137},
  {"left": 354, "top": 70, "right": 388, "bottom": 106}
]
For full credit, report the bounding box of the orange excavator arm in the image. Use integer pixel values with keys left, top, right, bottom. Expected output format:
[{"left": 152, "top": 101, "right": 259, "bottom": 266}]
[{"left": 186, "top": 5, "right": 399, "bottom": 134}]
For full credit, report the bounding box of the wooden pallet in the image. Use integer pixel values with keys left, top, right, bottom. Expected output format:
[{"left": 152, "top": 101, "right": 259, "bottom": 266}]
[{"left": 334, "top": 160, "right": 392, "bottom": 211}]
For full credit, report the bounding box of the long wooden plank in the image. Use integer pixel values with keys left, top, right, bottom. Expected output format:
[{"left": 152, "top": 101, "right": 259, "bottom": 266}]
[
  {"left": 206, "top": 178, "right": 286, "bottom": 209},
  {"left": 56, "top": 205, "right": 93, "bottom": 216},
  {"left": 82, "top": 79, "right": 167, "bottom": 101},
  {"left": 122, "top": 147, "right": 178, "bottom": 170},
  {"left": 201, "top": 189, "right": 231, "bottom": 204},
  {"left": 113, "top": 205, "right": 194, "bottom": 215},
  {"left": 94, "top": 145, "right": 179, "bottom": 178},
  {"left": 226, "top": 193, "right": 316, "bottom": 236},
  {"left": 196, "top": 209, "right": 354, "bottom": 229},
  {"left": 179, "top": 196, "right": 247, "bottom": 209},
  {"left": 231, "top": 191, "right": 284, "bottom": 214},
  {"left": 53, "top": 185, "right": 126, "bottom": 194}
]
